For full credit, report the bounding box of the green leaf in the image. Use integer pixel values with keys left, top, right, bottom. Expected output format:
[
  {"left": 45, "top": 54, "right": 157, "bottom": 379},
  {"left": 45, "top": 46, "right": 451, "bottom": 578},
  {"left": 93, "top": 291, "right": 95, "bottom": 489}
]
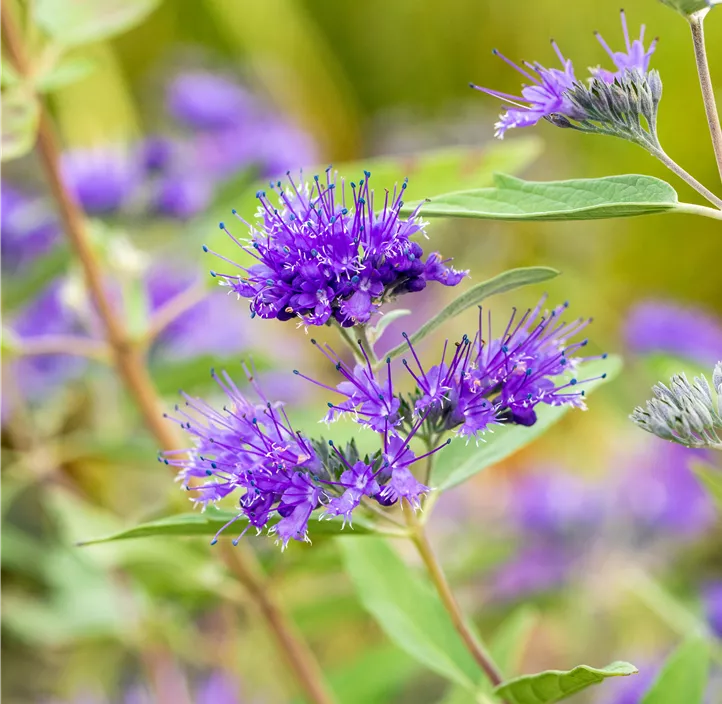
[
  {"left": 328, "top": 644, "right": 419, "bottom": 704},
  {"left": 338, "top": 537, "right": 485, "bottom": 690},
  {"left": 433, "top": 357, "right": 621, "bottom": 490},
  {"left": 36, "top": 55, "right": 98, "bottom": 91},
  {"left": 1, "top": 88, "right": 39, "bottom": 162},
  {"left": 659, "top": 0, "right": 717, "bottom": 16},
  {"left": 78, "top": 507, "right": 377, "bottom": 546},
  {"left": 385, "top": 267, "right": 559, "bottom": 361},
  {"left": 640, "top": 638, "right": 709, "bottom": 704},
  {"left": 369, "top": 309, "right": 411, "bottom": 342},
  {"left": 406, "top": 174, "right": 678, "bottom": 222},
  {"left": 494, "top": 662, "right": 638, "bottom": 704},
  {"left": 691, "top": 461, "right": 722, "bottom": 511},
  {"left": 489, "top": 607, "right": 540, "bottom": 682},
  {"left": 34, "top": 0, "right": 162, "bottom": 46}
]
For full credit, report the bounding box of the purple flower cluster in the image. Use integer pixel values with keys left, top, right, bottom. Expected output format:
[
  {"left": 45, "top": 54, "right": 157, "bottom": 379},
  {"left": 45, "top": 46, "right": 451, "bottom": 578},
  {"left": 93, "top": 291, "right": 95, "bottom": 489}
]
[
  {"left": 210, "top": 170, "right": 467, "bottom": 326},
  {"left": 471, "top": 10, "right": 657, "bottom": 138},
  {"left": 163, "top": 363, "right": 443, "bottom": 548},
  {"left": 163, "top": 294, "right": 605, "bottom": 548},
  {"left": 399, "top": 297, "right": 605, "bottom": 437}
]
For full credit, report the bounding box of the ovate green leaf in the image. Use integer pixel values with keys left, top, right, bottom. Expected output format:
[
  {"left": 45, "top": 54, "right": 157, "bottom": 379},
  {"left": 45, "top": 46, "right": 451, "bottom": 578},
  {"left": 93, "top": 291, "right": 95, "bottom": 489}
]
[
  {"left": 35, "top": 0, "right": 162, "bottom": 46},
  {"left": 338, "top": 537, "right": 485, "bottom": 690},
  {"left": 494, "top": 661, "right": 638, "bottom": 704},
  {"left": 385, "top": 267, "right": 559, "bottom": 361},
  {"left": 407, "top": 174, "right": 678, "bottom": 221}
]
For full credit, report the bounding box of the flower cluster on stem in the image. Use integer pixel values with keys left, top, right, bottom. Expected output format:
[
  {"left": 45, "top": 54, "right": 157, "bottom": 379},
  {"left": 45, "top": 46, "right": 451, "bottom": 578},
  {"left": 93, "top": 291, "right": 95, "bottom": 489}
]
[{"left": 206, "top": 170, "right": 466, "bottom": 327}]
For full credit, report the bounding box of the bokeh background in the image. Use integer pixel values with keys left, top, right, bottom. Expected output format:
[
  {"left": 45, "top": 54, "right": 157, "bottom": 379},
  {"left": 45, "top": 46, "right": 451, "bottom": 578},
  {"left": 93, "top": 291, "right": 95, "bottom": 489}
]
[{"left": 2, "top": 0, "right": 722, "bottom": 702}]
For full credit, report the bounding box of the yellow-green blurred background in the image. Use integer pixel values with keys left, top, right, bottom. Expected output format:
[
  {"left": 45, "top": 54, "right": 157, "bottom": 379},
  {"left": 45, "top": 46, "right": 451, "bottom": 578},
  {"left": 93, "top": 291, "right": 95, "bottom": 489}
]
[{"left": 3, "top": 0, "right": 722, "bottom": 702}]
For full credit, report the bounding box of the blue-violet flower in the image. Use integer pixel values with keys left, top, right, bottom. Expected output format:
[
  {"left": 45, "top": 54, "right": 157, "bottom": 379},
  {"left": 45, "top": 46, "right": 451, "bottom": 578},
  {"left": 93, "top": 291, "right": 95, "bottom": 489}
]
[{"left": 208, "top": 169, "right": 467, "bottom": 326}]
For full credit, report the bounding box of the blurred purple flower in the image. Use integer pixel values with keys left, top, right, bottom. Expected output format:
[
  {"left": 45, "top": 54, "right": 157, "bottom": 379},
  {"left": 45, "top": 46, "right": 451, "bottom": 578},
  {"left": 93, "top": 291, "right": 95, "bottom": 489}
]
[
  {"left": 61, "top": 147, "right": 141, "bottom": 215},
  {"left": 491, "top": 545, "right": 574, "bottom": 600},
  {"left": 1, "top": 183, "right": 60, "bottom": 273},
  {"left": 702, "top": 581, "right": 722, "bottom": 639},
  {"left": 152, "top": 173, "right": 214, "bottom": 220},
  {"left": 141, "top": 135, "right": 175, "bottom": 172},
  {"left": 145, "top": 264, "right": 252, "bottom": 359},
  {"left": 195, "top": 672, "right": 242, "bottom": 704},
  {"left": 166, "top": 71, "right": 255, "bottom": 130},
  {"left": 166, "top": 69, "right": 315, "bottom": 176},
  {"left": 512, "top": 470, "right": 604, "bottom": 539},
  {"left": 613, "top": 441, "right": 714, "bottom": 538},
  {"left": 623, "top": 300, "right": 722, "bottom": 367},
  {"left": 195, "top": 119, "right": 317, "bottom": 181}
]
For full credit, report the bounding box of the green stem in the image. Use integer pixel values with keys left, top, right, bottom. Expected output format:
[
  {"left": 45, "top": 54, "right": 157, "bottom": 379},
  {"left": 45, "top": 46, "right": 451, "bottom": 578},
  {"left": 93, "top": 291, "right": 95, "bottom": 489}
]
[
  {"left": 355, "top": 324, "right": 379, "bottom": 366},
  {"left": 688, "top": 10, "right": 722, "bottom": 183},
  {"left": 360, "top": 496, "right": 408, "bottom": 530},
  {"left": 675, "top": 202, "right": 722, "bottom": 221},
  {"left": 332, "top": 320, "right": 365, "bottom": 363},
  {"left": 648, "top": 146, "right": 722, "bottom": 210},
  {"left": 405, "top": 506, "right": 506, "bottom": 692}
]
